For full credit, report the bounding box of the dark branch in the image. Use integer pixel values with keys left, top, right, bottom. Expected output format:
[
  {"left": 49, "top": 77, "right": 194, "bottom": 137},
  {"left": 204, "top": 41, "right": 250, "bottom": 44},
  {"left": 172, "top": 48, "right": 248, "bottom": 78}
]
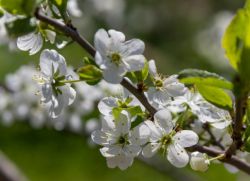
[{"left": 34, "top": 9, "right": 250, "bottom": 175}]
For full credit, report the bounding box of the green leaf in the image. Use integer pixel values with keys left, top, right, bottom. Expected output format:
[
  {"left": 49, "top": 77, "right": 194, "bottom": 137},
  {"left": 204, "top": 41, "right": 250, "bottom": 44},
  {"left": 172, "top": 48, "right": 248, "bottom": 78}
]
[
  {"left": 196, "top": 84, "right": 233, "bottom": 110},
  {"left": 0, "top": 0, "right": 38, "bottom": 15},
  {"left": 5, "top": 17, "right": 37, "bottom": 37},
  {"left": 134, "top": 61, "right": 149, "bottom": 82},
  {"left": 131, "top": 116, "right": 144, "bottom": 129},
  {"left": 77, "top": 65, "right": 102, "bottom": 85},
  {"left": 178, "top": 69, "right": 233, "bottom": 90},
  {"left": 222, "top": 0, "right": 250, "bottom": 70},
  {"left": 127, "top": 106, "right": 143, "bottom": 117}
]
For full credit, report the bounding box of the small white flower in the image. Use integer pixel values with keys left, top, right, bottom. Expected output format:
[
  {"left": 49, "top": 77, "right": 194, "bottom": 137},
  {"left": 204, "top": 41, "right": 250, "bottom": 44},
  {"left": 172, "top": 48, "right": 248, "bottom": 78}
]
[
  {"left": 17, "top": 32, "right": 43, "bottom": 55},
  {"left": 147, "top": 60, "right": 187, "bottom": 108},
  {"left": 98, "top": 96, "right": 141, "bottom": 116},
  {"left": 36, "top": 49, "right": 76, "bottom": 118},
  {"left": 171, "top": 91, "right": 231, "bottom": 129},
  {"left": 94, "top": 29, "right": 146, "bottom": 84},
  {"left": 142, "top": 109, "right": 198, "bottom": 168},
  {"left": 91, "top": 111, "right": 150, "bottom": 170},
  {"left": 190, "top": 152, "right": 210, "bottom": 172}
]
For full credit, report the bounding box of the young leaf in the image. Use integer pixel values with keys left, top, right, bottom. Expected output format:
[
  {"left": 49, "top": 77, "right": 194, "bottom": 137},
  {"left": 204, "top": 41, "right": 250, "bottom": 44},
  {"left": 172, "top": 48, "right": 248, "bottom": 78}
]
[
  {"left": 196, "top": 84, "right": 233, "bottom": 110},
  {"left": 0, "top": 0, "right": 37, "bottom": 15},
  {"left": 77, "top": 65, "right": 102, "bottom": 85},
  {"left": 5, "top": 17, "right": 37, "bottom": 37},
  {"left": 134, "top": 61, "right": 149, "bottom": 82},
  {"left": 222, "top": 0, "right": 250, "bottom": 71},
  {"left": 178, "top": 69, "right": 233, "bottom": 90}
]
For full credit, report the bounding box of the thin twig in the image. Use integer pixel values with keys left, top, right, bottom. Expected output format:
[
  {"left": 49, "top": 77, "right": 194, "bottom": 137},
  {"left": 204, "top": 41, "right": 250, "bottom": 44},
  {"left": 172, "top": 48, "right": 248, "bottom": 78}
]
[{"left": 34, "top": 9, "right": 250, "bottom": 174}]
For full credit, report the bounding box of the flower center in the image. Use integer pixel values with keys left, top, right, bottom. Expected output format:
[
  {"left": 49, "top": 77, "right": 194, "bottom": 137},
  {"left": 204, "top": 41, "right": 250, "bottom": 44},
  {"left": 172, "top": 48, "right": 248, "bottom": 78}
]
[
  {"left": 117, "top": 135, "right": 129, "bottom": 146},
  {"left": 160, "top": 135, "right": 172, "bottom": 146},
  {"left": 111, "top": 53, "right": 121, "bottom": 65},
  {"left": 155, "top": 79, "right": 163, "bottom": 88}
]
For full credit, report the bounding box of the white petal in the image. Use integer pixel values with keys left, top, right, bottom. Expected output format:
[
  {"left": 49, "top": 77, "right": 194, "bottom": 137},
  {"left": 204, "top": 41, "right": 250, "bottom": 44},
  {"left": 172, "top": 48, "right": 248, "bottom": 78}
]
[
  {"left": 147, "top": 88, "right": 171, "bottom": 106},
  {"left": 49, "top": 94, "right": 64, "bottom": 118},
  {"left": 103, "top": 64, "right": 126, "bottom": 84},
  {"left": 211, "top": 121, "right": 230, "bottom": 129},
  {"left": 154, "top": 109, "right": 174, "bottom": 134},
  {"left": 44, "top": 29, "right": 56, "bottom": 44},
  {"left": 101, "top": 115, "right": 115, "bottom": 132},
  {"left": 40, "top": 49, "right": 67, "bottom": 76},
  {"left": 94, "top": 29, "right": 110, "bottom": 56},
  {"left": 61, "top": 86, "right": 76, "bottom": 106},
  {"left": 106, "top": 154, "right": 133, "bottom": 170},
  {"left": 116, "top": 111, "right": 131, "bottom": 135},
  {"left": 124, "top": 55, "right": 145, "bottom": 71},
  {"left": 17, "top": 32, "right": 43, "bottom": 55},
  {"left": 148, "top": 59, "right": 157, "bottom": 76},
  {"left": 91, "top": 130, "right": 108, "bottom": 145},
  {"left": 41, "top": 83, "right": 53, "bottom": 103},
  {"left": 167, "top": 143, "right": 189, "bottom": 168},
  {"left": 121, "top": 39, "right": 145, "bottom": 56},
  {"left": 98, "top": 97, "right": 118, "bottom": 116},
  {"left": 163, "top": 75, "right": 187, "bottom": 97},
  {"left": 142, "top": 142, "right": 160, "bottom": 158},
  {"left": 108, "top": 29, "right": 125, "bottom": 42},
  {"left": 123, "top": 145, "right": 141, "bottom": 157},
  {"left": 144, "top": 120, "right": 162, "bottom": 141},
  {"left": 173, "top": 130, "right": 198, "bottom": 148},
  {"left": 100, "top": 145, "right": 122, "bottom": 157},
  {"left": 131, "top": 123, "right": 150, "bottom": 145}
]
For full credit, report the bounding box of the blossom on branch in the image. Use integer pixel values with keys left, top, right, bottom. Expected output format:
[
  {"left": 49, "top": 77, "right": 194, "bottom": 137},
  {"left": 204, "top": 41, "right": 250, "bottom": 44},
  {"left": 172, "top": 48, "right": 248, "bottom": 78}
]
[
  {"left": 35, "top": 49, "right": 76, "bottom": 118},
  {"left": 94, "top": 29, "right": 146, "bottom": 84}
]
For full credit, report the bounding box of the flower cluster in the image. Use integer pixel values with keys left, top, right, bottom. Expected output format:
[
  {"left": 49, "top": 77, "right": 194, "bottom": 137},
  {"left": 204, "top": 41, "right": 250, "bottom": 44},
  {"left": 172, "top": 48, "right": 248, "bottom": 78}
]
[{"left": 1, "top": 0, "right": 248, "bottom": 174}]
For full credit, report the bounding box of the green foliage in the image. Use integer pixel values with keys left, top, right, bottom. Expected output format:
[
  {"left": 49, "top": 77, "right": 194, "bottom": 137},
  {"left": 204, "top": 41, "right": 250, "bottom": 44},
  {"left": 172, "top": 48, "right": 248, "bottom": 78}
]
[
  {"left": 0, "top": 0, "right": 39, "bottom": 15},
  {"left": 222, "top": 0, "right": 250, "bottom": 86},
  {"left": 77, "top": 64, "right": 102, "bottom": 85},
  {"left": 196, "top": 84, "right": 233, "bottom": 110},
  {"left": 178, "top": 69, "right": 233, "bottom": 90},
  {"left": 5, "top": 17, "right": 37, "bottom": 37},
  {"left": 134, "top": 61, "right": 149, "bottom": 82}
]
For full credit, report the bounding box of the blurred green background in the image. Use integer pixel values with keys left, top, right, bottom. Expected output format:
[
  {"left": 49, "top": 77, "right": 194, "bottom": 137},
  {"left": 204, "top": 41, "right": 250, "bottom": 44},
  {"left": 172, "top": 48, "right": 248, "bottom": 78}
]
[{"left": 0, "top": 0, "right": 249, "bottom": 180}]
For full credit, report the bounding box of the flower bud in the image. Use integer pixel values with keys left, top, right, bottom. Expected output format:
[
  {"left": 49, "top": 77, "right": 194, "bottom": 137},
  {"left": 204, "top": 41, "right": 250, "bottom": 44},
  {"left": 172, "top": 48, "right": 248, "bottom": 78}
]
[{"left": 190, "top": 152, "right": 209, "bottom": 172}]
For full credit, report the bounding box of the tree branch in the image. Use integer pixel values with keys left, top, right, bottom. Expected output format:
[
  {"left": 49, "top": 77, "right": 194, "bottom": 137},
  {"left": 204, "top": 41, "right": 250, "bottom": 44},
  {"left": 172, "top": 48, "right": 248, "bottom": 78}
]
[
  {"left": 225, "top": 78, "right": 248, "bottom": 158},
  {"left": 34, "top": 9, "right": 250, "bottom": 174}
]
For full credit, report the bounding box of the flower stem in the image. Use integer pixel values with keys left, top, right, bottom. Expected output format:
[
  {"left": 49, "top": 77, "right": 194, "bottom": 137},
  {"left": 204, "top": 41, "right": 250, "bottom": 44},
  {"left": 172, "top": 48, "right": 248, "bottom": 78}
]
[{"left": 208, "top": 154, "right": 225, "bottom": 162}]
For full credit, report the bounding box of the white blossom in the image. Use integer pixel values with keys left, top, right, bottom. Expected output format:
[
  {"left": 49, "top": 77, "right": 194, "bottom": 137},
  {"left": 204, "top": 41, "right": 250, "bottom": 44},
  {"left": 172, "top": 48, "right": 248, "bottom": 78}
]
[
  {"left": 35, "top": 49, "right": 76, "bottom": 118},
  {"left": 170, "top": 91, "right": 231, "bottom": 129},
  {"left": 142, "top": 109, "right": 198, "bottom": 168},
  {"left": 94, "top": 29, "right": 145, "bottom": 84},
  {"left": 91, "top": 111, "right": 150, "bottom": 170},
  {"left": 147, "top": 60, "right": 187, "bottom": 108}
]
